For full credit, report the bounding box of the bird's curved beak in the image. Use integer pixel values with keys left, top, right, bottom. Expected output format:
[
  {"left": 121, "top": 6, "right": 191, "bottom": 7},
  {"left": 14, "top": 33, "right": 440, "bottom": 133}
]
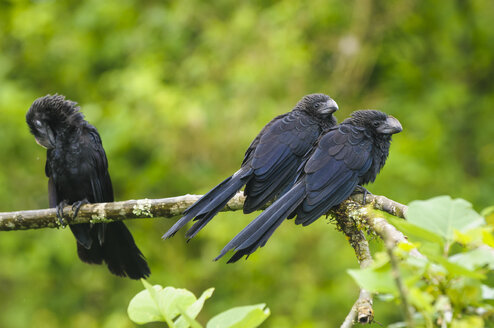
[
  {"left": 46, "top": 125, "right": 56, "bottom": 147},
  {"left": 377, "top": 116, "right": 402, "bottom": 134},
  {"left": 35, "top": 125, "right": 56, "bottom": 149},
  {"left": 320, "top": 99, "right": 339, "bottom": 115}
]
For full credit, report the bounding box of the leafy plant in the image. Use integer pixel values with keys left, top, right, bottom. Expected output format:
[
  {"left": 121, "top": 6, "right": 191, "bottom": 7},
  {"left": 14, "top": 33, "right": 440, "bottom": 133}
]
[
  {"left": 348, "top": 196, "right": 494, "bottom": 327},
  {"left": 128, "top": 280, "right": 270, "bottom": 328}
]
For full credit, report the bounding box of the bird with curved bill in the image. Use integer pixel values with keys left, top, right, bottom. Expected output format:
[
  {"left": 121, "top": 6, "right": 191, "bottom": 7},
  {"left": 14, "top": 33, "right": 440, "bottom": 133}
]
[{"left": 216, "top": 110, "right": 402, "bottom": 263}]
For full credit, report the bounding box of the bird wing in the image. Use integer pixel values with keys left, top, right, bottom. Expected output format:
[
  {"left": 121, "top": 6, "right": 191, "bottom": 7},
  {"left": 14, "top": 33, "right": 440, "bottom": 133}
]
[
  {"left": 240, "top": 112, "right": 287, "bottom": 166},
  {"left": 45, "top": 156, "right": 58, "bottom": 208},
  {"left": 80, "top": 127, "right": 149, "bottom": 278},
  {"left": 84, "top": 127, "right": 114, "bottom": 203},
  {"left": 243, "top": 111, "right": 320, "bottom": 213},
  {"left": 295, "top": 124, "right": 373, "bottom": 225},
  {"left": 72, "top": 127, "right": 113, "bottom": 245}
]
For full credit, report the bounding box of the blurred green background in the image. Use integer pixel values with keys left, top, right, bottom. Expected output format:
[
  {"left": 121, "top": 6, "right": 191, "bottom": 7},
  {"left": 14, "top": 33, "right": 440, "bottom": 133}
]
[{"left": 1, "top": 0, "right": 493, "bottom": 327}]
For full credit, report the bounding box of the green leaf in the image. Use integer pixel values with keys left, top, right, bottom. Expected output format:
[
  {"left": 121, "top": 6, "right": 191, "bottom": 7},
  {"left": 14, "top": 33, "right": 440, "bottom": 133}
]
[
  {"left": 206, "top": 304, "right": 270, "bottom": 328},
  {"left": 449, "top": 247, "right": 494, "bottom": 270},
  {"left": 483, "top": 230, "right": 494, "bottom": 248},
  {"left": 175, "top": 288, "right": 214, "bottom": 328},
  {"left": 347, "top": 265, "right": 398, "bottom": 294},
  {"left": 128, "top": 281, "right": 211, "bottom": 327},
  {"left": 451, "top": 316, "right": 484, "bottom": 328},
  {"left": 387, "top": 216, "right": 444, "bottom": 246},
  {"left": 160, "top": 287, "right": 198, "bottom": 321},
  {"left": 482, "top": 206, "right": 494, "bottom": 226},
  {"left": 409, "top": 287, "right": 434, "bottom": 313},
  {"left": 128, "top": 282, "right": 166, "bottom": 324},
  {"left": 481, "top": 285, "right": 494, "bottom": 300},
  {"left": 175, "top": 309, "right": 203, "bottom": 328},
  {"left": 480, "top": 205, "right": 494, "bottom": 218},
  {"left": 406, "top": 196, "right": 485, "bottom": 244},
  {"left": 427, "top": 254, "right": 485, "bottom": 279},
  {"left": 142, "top": 279, "right": 162, "bottom": 306}
]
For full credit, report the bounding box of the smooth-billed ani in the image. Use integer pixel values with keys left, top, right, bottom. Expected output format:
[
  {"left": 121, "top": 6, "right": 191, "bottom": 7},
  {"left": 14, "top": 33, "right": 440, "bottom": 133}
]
[
  {"left": 26, "top": 94, "right": 150, "bottom": 279},
  {"left": 216, "top": 110, "right": 402, "bottom": 263},
  {"left": 162, "top": 93, "right": 339, "bottom": 240}
]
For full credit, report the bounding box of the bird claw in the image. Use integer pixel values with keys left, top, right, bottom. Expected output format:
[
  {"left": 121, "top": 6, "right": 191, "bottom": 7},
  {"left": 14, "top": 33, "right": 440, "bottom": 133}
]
[
  {"left": 56, "top": 200, "right": 69, "bottom": 227},
  {"left": 353, "top": 186, "right": 372, "bottom": 205},
  {"left": 72, "top": 199, "right": 89, "bottom": 220}
]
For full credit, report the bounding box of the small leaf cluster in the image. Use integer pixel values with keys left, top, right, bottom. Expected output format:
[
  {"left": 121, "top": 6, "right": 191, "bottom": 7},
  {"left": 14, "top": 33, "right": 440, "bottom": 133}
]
[
  {"left": 349, "top": 196, "right": 494, "bottom": 327},
  {"left": 128, "top": 280, "right": 270, "bottom": 328}
]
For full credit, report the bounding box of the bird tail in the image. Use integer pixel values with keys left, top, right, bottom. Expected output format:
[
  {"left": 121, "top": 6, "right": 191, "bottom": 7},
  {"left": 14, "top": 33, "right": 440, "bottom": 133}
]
[
  {"left": 76, "top": 222, "right": 150, "bottom": 280},
  {"left": 162, "top": 167, "right": 252, "bottom": 240},
  {"left": 215, "top": 181, "right": 306, "bottom": 263}
]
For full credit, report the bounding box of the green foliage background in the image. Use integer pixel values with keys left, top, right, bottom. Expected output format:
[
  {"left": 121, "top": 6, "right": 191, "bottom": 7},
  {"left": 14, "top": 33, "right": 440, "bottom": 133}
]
[{"left": 0, "top": 0, "right": 493, "bottom": 327}]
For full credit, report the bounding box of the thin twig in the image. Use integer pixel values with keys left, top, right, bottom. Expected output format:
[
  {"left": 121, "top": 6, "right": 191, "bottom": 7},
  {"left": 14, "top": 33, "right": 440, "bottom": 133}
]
[
  {"left": 383, "top": 231, "right": 414, "bottom": 327},
  {"left": 365, "top": 216, "right": 424, "bottom": 259},
  {"left": 364, "top": 215, "right": 420, "bottom": 325}
]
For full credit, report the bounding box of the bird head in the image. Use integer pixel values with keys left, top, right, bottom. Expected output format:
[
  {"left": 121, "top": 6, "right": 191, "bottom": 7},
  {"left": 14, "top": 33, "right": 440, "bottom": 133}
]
[
  {"left": 295, "top": 93, "right": 339, "bottom": 119},
  {"left": 348, "top": 110, "right": 403, "bottom": 135},
  {"left": 26, "top": 94, "right": 84, "bottom": 149}
]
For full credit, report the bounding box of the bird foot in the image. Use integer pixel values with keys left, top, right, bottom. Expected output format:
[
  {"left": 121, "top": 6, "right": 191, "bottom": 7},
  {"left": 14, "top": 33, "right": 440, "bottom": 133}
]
[
  {"left": 56, "top": 200, "right": 69, "bottom": 227},
  {"left": 352, "top": 186, "right": 373, "bottom": 205},
  {"left": 72, "top": 199, "right": 89, "bottom": 220}
]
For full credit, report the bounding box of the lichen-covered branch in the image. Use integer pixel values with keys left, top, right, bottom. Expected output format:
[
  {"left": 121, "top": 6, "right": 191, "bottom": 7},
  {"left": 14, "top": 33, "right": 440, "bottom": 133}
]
[
  {"left": 341, "top": 288, "right": 374, "bottom": 328},
  {"left": 334, "top": 212, "right": 374, "bottom": 327},
  {"left": 0, "top": 193, "right": 244, "bottom": 231},
  {"left": 365, "top": 216, "right": 424, "bottom": 259},
  {"left": 334, "top": 210, "right": 374, "bottom": 267},
  {"left": 331, "top": 196, "right": 422, "bottom": 327},
  {"left": 0, "top": 192, "right": 406, "bottom": 232},
  {"left": 333, "top": 197, "right": 423, "bottom": 259},
  {"left": 1, "top": 190, "right": 412, "bottom": 326},
  {"left": 349, "top": 193, "right": 407, "bottom": 218}
]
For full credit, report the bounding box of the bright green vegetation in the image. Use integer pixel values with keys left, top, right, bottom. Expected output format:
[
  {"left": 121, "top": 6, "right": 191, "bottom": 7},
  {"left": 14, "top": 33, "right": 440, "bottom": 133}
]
[
  {"left": 350, "top": 196, "right": 494, "bottom": 327},
  {"left": 0, "top": 0, "right": 493, "bottom": 327},
  {"left": 127, "top": 280, "right": 269, "bottom": 328}
]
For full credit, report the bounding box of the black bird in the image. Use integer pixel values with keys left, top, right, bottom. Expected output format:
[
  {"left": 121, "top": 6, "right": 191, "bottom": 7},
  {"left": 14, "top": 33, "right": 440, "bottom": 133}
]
[
  {"left": 216, "top": 110, "right": 402, "bottom": 263},
  {"left": 26, "top": 95, "right": 150, "bottom": 279},
  {"left": 163, "top": 93, "right": 339, "bottom": 240}
]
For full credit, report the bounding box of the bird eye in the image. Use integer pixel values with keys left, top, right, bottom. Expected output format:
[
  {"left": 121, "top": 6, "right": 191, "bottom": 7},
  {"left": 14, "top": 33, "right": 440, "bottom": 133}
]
[
  {"left": 314, "top": 103, "right": 320, "bottom": 108},
  {"left": 373, "top": 121, "right": 380, "bottom": 127}
]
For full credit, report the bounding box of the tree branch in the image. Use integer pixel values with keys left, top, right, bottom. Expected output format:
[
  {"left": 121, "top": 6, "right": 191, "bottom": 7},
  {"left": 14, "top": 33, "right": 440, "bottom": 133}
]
[
  {"left": 1, "top": 191, "right": 412, "bottom": 326},
  {"left": 0, "top": 193, "right": 243, "bottom": 231},
  {"left": 383, "top": 227, "right": 415, "bottom": 327},
  {"left": 365, "top": 216, "right": 424, "bottom": 259},
  {"left": 335, "top": 214, "right": 374, "bottom": 327},
  {"left": 367, "top": 214, "right": 416, "bottom": 325},
  {"left": 0, "top": 192, "right": 407, "bottom": 231},
  {"left": 340, "top": 288, "right": 374, "bottom": 328},
  {"left": 349, "top": 193, "right": 407, "bottom": 218},
  {"left": 332, "top": 197, "right": 426, "bottom": 327}
]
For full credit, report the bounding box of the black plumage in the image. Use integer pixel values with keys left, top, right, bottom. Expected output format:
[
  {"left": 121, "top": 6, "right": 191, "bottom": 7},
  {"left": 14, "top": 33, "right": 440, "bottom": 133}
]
[
  {"left": 26, "top": 94, "right": 150, "bottom": 279},
  {"left": 216, "top": 110, "right": 402, "bottom": 263},
  {"left": 162, "top": 93, "right": 339, "bottom": 240}
]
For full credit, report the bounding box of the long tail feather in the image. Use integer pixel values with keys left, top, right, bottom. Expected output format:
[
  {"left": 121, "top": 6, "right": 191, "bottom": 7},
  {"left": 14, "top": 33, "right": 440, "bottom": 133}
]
[
  {"left": 102, "top": 222, "right": 150, "bottom": 279},
  {"left": 216, "top": 182, "right": 306, "bottom": 262},
  {"left": 76, "top": 222, "right": 150, "bottom": 279},
  {"left": 162, "top": 167, "right": 252, "bottom": 240}
]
